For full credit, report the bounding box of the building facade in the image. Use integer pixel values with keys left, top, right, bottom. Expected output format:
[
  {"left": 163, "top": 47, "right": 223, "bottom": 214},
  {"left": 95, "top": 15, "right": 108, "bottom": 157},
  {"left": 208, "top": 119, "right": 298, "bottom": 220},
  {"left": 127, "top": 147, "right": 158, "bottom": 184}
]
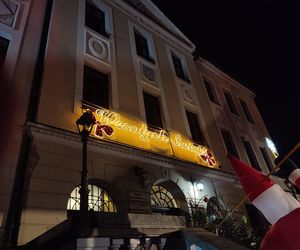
[{"left": 0, "top": 0, "right": 279, "bottom": 248}]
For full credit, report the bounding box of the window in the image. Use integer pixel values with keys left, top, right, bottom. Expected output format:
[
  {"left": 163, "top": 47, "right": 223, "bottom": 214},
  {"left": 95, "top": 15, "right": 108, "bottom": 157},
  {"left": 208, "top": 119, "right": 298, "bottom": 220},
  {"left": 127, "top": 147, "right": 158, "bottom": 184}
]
[
  {"left": 260, "top": 147, "right": 273, "bottom": 172},
  {"left": 240, "top": 99, "right": 254, "bottom": 123},
  {"left": 224, "top": 91, "right": 239, "bottom": 115},
  {"left": 85, "top": 1, "right": 109, "bottom": 37},
  {"left": 83, "top": 65, "right": 109, "bottom": 108},
  {"left": 186, "top": 111, "right": 204, "bottom": 144},
  {"left": 171, "top": 53, "right": 189, "bottom": 82},
  {"left": 203, "top": 78, "right": 219, "bottom": 104},
  {"left": 221, "top": 129, "right": 239, "bottom": 158},
  {"left": 151, "top": 185, "right": 177, "bottom": 208},
  {"left": 67, "top": 185, "right": 117, "bottom": 212},
  {"left": 143, "top": 92, "right": 163, "bottom": 128},
  {"left": 242, "top": 138, "right": 261, "bottom": 170},
  {"left": 134, "top": 30, "right": 153, "bottom": 63},
  {"left": 0, "top": 36, "right": 9, "bottom": 70}
]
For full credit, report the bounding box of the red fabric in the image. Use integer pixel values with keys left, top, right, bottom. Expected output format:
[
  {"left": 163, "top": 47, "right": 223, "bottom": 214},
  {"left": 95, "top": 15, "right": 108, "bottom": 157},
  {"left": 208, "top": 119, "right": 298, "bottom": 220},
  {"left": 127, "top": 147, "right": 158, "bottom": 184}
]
[
  {"left": 227, "top": 155, "right": 274, "bottom": 201},
  {"left": 260, "top": 207, "right": 300, "bottom": 250},
  {"left": 294, "top": 177, "right": 300, "bottom": 189}
]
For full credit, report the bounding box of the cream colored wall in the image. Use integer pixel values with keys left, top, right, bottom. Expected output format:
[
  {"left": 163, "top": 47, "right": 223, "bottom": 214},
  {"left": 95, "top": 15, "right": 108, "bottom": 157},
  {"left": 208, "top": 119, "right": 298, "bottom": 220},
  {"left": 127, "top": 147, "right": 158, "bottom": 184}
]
[
  {"left": 200, "top": 65, "right": 244, "bottom": 172},
  {"left": 113, "top": 8, "right": 141, "bottom": 118},
  {"left": 140, "top": 158, "right": 246, "bottom": 217},
  {"left": 0, "top": 0, "right": 47, "bottom": 231},
  {"left": 153, "top": 37, "right": 186, "bottom": 134},
  {"left": 36, "top": 0, "right": 196, "bottom": 139},
  {"left": 36, "top": 0, "right": 145, "bottom": 130},
  {"left": 18, "top": 138, "right": 80, "bottom": 244},
  {"left": 113, "top": 4, "right": 191, "bottom": 134},
  {"left": 18, "top": 209, "right": 66, "bottom": 245},
  {"left": 199, "top": 62, "right": 274, "bottom": 174},
  {"left": 187, "top": 59, "right": 233, "bottom": 173},
  {"left": 37, "top": 0, "right": 79, "bottom": 131},
  {"left": 19, "top": 130, "right": 244, "bottom": 244},
  {"left": 12, "top": 0, "right": 251, "bottom": 244}
]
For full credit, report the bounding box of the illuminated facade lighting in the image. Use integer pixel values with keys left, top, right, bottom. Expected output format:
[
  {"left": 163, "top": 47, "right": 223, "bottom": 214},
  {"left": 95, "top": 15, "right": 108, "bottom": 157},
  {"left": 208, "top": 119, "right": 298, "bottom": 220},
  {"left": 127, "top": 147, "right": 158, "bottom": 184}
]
[{"left": 265, "top": 138, "right": 279, "bottom": 157}]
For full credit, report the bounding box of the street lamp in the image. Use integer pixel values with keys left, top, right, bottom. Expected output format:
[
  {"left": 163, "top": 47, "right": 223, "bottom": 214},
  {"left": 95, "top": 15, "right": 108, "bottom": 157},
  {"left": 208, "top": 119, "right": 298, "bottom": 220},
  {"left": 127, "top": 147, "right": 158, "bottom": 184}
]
[
  {"left": 195, "top": 182, "right": 204, "bottom": 192},
  {"left": 76, "top": 110, "right": 95, "bottom": 219}
]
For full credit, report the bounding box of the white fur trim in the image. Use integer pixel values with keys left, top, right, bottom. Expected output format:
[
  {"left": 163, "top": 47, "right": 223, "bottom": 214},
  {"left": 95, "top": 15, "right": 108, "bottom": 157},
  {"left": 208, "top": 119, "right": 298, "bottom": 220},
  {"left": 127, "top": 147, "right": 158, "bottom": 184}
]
[
  {"left": 288, "top": 169, "right": 300, "bottom": 185},
  {"left": 252, "top": 184, "right": 300, "bottom": 225}
]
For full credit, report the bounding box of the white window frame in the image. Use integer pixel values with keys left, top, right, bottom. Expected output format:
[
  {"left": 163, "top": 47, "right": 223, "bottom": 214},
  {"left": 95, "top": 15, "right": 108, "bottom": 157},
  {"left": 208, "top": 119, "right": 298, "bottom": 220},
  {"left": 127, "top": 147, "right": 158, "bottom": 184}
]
[
  {"left": 86, "top": 0, "right": 113, "bottom": 37},
  {"left": 202, "top": 75, "right": 220, "bottom": 105},
  {"left": 129, "top": 22, "right": 157, "bottom": 64},
  {"left": 218, "top": 126, "right": 240, "bottom": 158},
  {"left": 222, "top": 88, "right": 239, "bottom": 116},
  {"left": 74, "top": 0, "right": 118, "bottom": 113},
  {"left": 170, "top": 49, "right": 190, "bottom": 83},
  {"left": 128, "top": 21, "right": 171, "bottom": 128}
]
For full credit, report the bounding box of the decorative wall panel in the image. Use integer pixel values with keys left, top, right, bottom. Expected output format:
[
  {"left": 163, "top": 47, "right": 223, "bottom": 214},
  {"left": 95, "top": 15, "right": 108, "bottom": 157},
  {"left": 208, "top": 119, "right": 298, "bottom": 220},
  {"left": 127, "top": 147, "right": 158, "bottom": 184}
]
[
  {"left": 0, "top": 0, "right": 20, "bottom": 28},
  {"left": 140, "top": 61, "right": 157, "bottom": 86},
  {"left": 180, "top": 84, "right": 194, "bottom": 104},
  {"left": 85, "top": 29, "right": 110, "bottom": 64}
]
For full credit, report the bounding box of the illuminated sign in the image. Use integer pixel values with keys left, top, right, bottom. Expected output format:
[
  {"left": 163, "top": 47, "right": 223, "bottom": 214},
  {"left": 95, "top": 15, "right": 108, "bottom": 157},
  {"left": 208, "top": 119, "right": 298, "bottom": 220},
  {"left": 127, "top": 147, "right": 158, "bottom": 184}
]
[{"left": 89, "top": 108, "right": 218, "bottom": 168}]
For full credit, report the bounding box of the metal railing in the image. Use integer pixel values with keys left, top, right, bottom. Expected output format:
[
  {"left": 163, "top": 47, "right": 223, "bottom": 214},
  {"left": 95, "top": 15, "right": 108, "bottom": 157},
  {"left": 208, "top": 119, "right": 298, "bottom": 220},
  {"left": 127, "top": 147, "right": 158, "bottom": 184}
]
[{"left": 187, "top": 201, "right": 261, "bottom": 249}]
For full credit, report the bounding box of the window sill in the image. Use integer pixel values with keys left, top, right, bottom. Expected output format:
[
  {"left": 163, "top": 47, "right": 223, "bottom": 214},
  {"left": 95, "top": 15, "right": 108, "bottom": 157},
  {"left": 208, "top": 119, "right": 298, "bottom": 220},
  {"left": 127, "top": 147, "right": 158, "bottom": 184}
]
[
  {"left": 211, "top": 100, "right": 221, "bottom": 107},
  {"left": 82, "top": 100, "right": 109, "bottom": 111},
  {"left": 177, "top": 76, "right": 191, "bottom": 84},
  {"left": 85, "top": 26, "right": 111, "bottom": 40},
  {"left": 137, "top": 55, "right": 155, "bottom": 65},
  {"left": 147, "top": 124, "right": 165, "bottom": 134}
]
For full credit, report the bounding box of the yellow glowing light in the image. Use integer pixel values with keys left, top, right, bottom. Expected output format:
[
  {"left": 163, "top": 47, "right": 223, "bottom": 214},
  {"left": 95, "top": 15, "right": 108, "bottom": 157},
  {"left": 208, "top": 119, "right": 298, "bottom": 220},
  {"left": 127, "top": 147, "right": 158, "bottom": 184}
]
[
  {"left": 265, "top": 138, "right": 279, "bottom": 157},
  {"left": 90, "top": 108, "right": 218, "bottom": 168},
  {"left": 95, "top": 109, "right": 170, "bottom": 143}
]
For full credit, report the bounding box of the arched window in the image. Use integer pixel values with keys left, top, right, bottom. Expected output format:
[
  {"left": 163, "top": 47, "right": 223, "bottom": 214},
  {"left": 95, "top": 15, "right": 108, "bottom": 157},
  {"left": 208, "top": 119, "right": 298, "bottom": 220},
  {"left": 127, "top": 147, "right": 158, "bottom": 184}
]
[
  {"left": 67, "top": 184, "right": 117, "bottom": 212},
  {"left": 151, "top": 185, "right": 177, "bottom": 208}
]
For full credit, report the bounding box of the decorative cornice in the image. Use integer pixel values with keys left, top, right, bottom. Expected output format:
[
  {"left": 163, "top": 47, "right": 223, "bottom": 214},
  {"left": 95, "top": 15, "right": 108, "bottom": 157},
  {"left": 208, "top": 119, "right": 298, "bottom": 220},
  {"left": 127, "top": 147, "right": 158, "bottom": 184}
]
[
  {"left": 196, "top": 59, "right": 256, "bottom": 98},
  {"left": 106, "top": 0, "right": 195, "bottom": 54},
  {"left": 27, "top": 122, "right": 238, "bottom": 183},
  {"left": 121, "top": 0, "right": 192, "bottom": 47}
]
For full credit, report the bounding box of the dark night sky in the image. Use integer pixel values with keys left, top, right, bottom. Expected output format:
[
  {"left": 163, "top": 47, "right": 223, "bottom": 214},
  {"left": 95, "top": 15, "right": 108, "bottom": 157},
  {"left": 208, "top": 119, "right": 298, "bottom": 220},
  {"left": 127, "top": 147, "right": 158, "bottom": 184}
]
[{"left": 151, "top": 0, "right": 300, "bottom": 163}]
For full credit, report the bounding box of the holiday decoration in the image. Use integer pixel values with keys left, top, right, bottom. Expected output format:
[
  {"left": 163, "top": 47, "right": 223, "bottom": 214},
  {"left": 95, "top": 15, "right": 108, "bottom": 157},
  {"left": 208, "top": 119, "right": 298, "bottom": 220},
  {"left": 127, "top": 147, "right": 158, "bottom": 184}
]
[
  {"left": 228, "top": 155, "right": 300, "bottom": 250},
  {"left": 200, "top": 149, "right": 216, "bottom": 167},
  {"left": 95, "top": 121, "right": 114, "bottom": 138},
  {"left": 260, "top": 208, "right": 300, "bottom": 250},
  {"left": 275, "top": 156, "right": 300, "bottom": 189},
  {"left": 89, "top": 108, "right": 218, "bottom": 168}
]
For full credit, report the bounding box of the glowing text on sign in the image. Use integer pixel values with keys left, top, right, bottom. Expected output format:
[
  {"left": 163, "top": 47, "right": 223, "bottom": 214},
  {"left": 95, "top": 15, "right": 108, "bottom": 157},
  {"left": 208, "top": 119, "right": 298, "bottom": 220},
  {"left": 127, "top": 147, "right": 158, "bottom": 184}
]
[{"left": 91, "top": 109, "right": 218, "bottom": 168}]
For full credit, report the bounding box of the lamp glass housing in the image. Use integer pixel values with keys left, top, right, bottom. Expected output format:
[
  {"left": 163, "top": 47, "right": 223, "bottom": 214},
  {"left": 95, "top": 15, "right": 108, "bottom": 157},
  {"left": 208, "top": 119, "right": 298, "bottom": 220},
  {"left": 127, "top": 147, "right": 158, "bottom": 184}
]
[
  {"left": 76, "top": 110, "right": 95, "bottom": 135},
  {"left": 196, "top": 182, "right": 204, "bottom": 191}
]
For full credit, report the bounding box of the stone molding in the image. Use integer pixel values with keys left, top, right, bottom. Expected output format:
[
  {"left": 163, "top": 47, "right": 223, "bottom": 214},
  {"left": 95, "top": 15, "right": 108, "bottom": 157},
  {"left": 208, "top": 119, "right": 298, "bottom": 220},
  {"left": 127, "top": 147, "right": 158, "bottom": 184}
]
[
  {"left": 107, "top": 0, "right": 194, "bottom": 53},
  {"left": 27, "top": 122, "right": 238, "bottom": 183}
]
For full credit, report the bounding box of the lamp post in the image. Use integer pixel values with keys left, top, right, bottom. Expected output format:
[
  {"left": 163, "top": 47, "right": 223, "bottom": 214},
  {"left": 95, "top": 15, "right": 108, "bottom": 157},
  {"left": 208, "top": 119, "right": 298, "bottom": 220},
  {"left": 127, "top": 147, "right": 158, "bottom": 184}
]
[{"left": 76, "top": 110, "right": 95, "bottom": 220}]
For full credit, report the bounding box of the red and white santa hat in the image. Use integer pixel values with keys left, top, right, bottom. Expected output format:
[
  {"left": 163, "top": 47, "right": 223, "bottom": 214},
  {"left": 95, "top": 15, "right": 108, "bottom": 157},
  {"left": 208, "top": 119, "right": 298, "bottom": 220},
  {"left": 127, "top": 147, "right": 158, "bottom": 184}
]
[
  {"left": 275, "top": 157, "right": 300, "bottom": 189},
  {"left": 260, "top": 207, "right": 300, "bottom": 250},
  {"left": 228, "top": 155, "right": 300, "bottom": 249},
  {"left": 289, "top": 169, "right": 300, "bottom": 189},
  {"left": 228, "top": 155, "right": 300, "bottom": 225}
]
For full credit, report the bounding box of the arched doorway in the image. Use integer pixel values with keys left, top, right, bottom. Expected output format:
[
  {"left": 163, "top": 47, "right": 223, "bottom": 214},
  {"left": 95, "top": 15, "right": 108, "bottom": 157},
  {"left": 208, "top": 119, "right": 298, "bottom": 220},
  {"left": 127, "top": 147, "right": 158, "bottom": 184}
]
[
  {"left": 67, "top": 184, "right": 117, "bottom": 213},
  {"left": 151, "top": 180, "right": 188, "bottom": 216}
]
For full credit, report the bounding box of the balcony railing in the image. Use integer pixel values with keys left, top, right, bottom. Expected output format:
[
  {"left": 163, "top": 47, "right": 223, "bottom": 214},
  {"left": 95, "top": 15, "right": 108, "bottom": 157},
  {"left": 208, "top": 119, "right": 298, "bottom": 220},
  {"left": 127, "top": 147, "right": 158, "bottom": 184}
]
[{"left": 187, "top": 198, "right": 266, "bottom": 249}]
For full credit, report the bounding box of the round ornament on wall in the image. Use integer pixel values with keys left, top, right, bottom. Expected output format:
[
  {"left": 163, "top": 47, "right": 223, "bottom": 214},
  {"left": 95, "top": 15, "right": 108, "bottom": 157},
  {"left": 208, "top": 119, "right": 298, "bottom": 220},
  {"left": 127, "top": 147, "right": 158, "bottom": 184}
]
[
  {"left": 88, "top": 37, "right": 108, "bottom": 59},
  {"left": 182, "top": 85, "right": 194, "bottom": 104}
]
